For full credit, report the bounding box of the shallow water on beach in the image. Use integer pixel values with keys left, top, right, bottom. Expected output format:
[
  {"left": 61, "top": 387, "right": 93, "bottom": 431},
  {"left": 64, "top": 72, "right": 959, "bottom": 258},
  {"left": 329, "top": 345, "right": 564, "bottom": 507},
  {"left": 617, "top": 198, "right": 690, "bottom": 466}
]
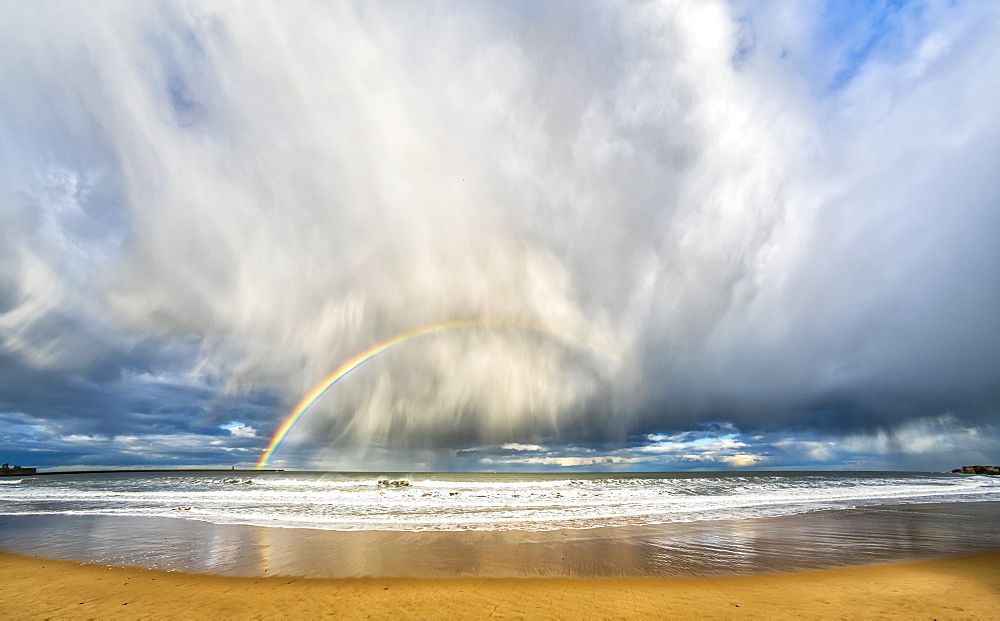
[
  {"left": 1, "top": 471, "right": 999, "bottom": 577},
  {"left": 1, "top": 502, "right": 999, "bottom": 578}
]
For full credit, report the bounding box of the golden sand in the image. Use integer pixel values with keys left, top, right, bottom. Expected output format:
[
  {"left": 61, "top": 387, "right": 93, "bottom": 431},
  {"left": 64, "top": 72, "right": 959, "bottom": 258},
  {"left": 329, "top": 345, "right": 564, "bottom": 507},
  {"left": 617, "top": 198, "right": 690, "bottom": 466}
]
[{"left": 1, "top": 550, "right": 998, "bottom": 619}]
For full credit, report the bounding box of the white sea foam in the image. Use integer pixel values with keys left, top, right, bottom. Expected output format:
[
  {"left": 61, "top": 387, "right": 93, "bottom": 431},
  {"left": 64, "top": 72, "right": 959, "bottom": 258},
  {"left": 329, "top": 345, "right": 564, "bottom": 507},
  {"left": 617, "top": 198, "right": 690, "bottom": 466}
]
[{"left": 1, "top": 472, "right": 997, "bottom": 532}]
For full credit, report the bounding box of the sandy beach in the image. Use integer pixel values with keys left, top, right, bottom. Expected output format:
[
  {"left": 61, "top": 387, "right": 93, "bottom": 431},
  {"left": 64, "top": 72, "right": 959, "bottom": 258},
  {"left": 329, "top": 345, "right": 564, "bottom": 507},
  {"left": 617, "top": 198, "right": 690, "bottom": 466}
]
[{"left": 2, "top": 550, "right": 998, "bottom": 619}]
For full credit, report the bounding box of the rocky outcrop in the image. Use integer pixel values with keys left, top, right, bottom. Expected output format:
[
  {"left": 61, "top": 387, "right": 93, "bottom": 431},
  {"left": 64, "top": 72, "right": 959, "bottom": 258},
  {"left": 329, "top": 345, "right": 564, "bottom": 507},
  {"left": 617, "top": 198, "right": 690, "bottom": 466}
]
[{"left": 952, "top": 465, "right": 1000, "bottom": 475}]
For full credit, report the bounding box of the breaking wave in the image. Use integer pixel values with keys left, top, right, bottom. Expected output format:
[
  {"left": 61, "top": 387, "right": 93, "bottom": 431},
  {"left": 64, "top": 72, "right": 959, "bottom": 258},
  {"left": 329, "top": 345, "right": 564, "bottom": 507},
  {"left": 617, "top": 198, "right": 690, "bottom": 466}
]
[{"left": 1, "top": 471, "right": 997, "bottom": 532}]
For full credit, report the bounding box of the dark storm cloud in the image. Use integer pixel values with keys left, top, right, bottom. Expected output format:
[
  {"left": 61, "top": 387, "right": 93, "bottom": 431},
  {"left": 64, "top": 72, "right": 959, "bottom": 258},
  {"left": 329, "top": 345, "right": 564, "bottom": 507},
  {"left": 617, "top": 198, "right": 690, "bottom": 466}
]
[{"left": 0, "top": 1, "right": 998, "bottom": 470}]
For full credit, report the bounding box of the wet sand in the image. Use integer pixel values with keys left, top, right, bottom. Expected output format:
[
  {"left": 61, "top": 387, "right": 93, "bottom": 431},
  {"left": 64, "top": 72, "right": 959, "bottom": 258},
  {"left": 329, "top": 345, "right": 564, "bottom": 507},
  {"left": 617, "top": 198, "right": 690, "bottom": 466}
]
[
  {"left": 2, "top": 549, "right": 999, "bottom": 619},
  {"left": 2, "top": 502, "right": 999, "bottom": 578}
]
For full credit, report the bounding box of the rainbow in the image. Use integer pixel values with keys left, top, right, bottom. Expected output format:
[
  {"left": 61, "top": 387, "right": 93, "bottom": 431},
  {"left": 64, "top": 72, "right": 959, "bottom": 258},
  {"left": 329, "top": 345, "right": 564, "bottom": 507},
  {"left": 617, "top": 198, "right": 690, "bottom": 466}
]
[{"left": 255, "top": 317, "right": 617, "bottom": 469}]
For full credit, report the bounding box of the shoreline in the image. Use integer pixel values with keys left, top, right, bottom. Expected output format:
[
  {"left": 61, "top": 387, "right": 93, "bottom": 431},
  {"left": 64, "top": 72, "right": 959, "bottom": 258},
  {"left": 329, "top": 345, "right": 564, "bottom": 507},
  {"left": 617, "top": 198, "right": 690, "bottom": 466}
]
[
  {"left": 3, "top": 501, "right": 1000, "bottom": 579},
  {"left": 2, "top": 549, "right": 998, "bottom": 618}
]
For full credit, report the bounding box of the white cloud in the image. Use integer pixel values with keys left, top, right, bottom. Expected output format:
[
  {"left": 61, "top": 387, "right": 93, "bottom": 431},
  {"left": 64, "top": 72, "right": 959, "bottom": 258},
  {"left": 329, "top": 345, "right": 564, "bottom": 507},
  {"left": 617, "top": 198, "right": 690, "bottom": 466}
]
[
  {"left": 222, "top": 422, "right": 257, "bottom": 438},
  {"left": 719, "top": 454, "right": 763, "bottom": 468},
  {"left": 500, "top": 443, "right": 546, "bottom": 452}
]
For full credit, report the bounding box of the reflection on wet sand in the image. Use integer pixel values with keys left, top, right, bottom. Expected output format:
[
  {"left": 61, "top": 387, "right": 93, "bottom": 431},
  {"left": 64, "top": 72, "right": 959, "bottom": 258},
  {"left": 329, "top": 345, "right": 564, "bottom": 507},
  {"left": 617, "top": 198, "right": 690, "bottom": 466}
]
[{"left": 1, "top": 502, "right": 998, "bottom": 578}]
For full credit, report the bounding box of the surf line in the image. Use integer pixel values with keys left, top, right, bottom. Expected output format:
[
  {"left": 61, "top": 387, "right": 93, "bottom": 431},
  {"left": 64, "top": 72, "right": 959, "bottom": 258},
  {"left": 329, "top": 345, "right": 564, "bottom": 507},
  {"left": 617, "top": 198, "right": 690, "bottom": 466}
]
[{"left": 255, "top": 316, "right": 619, "bottom": 469}]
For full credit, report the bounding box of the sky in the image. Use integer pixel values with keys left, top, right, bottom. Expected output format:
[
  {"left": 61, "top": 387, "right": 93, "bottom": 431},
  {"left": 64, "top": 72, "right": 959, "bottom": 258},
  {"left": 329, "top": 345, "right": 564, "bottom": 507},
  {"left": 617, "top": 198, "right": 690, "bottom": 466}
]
[{"left": 1, "top": 0, "right": 998, "bottom": 472}]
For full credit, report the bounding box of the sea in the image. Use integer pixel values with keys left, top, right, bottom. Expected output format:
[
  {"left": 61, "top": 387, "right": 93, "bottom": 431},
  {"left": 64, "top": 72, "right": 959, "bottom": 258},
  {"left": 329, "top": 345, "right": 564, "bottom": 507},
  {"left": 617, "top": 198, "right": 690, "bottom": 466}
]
[
  {"left": 2, "top": 470, "right": 999, "bottom": 577},
  {"left": 2, "top": 470, "right": 998, "bottom": 532}
]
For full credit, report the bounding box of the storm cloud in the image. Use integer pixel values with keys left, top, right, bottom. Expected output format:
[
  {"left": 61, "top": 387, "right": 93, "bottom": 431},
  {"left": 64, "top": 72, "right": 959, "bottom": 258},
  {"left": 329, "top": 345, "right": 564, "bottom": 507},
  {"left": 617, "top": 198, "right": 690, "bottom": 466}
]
[{"left": 1, "top": 1, "right": 998, "bottom": 471}]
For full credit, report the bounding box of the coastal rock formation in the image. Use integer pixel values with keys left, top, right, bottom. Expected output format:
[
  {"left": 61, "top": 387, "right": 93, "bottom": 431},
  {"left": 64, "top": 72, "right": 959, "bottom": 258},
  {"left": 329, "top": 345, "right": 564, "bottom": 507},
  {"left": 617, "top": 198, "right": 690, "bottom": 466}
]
[{"left": 952, "top": 465, "right": 1000, "bottom": 475}]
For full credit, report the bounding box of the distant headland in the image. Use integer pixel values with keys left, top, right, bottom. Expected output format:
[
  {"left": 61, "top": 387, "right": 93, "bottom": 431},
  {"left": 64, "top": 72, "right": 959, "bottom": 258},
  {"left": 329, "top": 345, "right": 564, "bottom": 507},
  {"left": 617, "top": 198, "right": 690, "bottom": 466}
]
[
  {"left": 0, "top": 464, "right": 282, "bottom": 477},
  {"left": 952, "top": 465, "right": 1000, "bottom": 475}
]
